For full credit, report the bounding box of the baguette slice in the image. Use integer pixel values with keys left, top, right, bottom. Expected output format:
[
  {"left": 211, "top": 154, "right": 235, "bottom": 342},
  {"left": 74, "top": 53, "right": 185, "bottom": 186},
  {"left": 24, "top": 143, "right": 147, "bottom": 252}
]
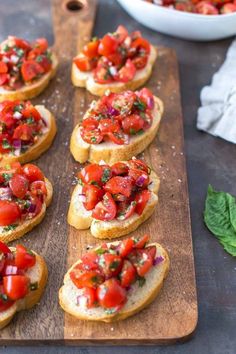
[
  {"left": 0, "top": 105, "right": 57, "bottom": 167},
  {"left": 71, "top": 45, "right": 157, "bottom": 96},
  {"left": 59, "top": 241, "right": 169, "bottom": 322},
  {"left": 70, "top": 96, "right": 164, "bottom": 164},
  {"left": 68, "top": 168, "right": 160, "bottom": 239},
  {"left": 0, "top": 53, "right": 58, "bottom": 102},
  {"left": 0, "top": 248, "right": 48, "bottom": 329},
  {"left": 0, "top": 178, "right": 53, "bottom": 243}
]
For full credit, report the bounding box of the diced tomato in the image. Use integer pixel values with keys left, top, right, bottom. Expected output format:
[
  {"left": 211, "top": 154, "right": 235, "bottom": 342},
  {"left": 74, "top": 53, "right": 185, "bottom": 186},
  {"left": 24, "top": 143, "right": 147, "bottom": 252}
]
[
  {"left": 98, "top": 253, "right": 123, "bottom": 278},
  {"left": 128, "top": 168, "right": 149, "bottom": 188},
  {"left": 97, "top": 278, "right": 126, "bottom": 309},
  {"left": 106, "top": 52, "right": 123, "bottom": 66},
  {"left": 132, "top": 55, "right": 148, "bottom": 69},
  {"left": 26, "top": 193, "right": 42, "bottom": 216},
  {"left": 144, "top": 245, "right": 156, "bottom": 260},
  {"left": 37, "top": 56, "right": 52, "bottom": 72},
  {"left": 131, "top": 37, "right": 150, "bottom": 55},
  {"left": 77, "top": 287, "right": 97, "bottom": 308},
  {"left": 98, "top": 34, "right": 118, "bottom": 57},
  {"left": 107, "top": 130, "right": 129, "bottom": 145},
  {"left": 30, "top": 181, "right": 47, "bottom": 197},
  {"left": 128, "top": 248, "right": 154, "bottom": 277},
  {"left": 138, "top": 87, "right": 154, "bottom": 109},
  {"left": 111, "top": 162, "right": 129, "bottom": 176},
  {"left": 98, "top": 119, "right": 120, "bottom": 134},
  {"left": 15, "top": 244, "right": 36, "bottom": 269},
  {"left": 13, "top": 124, "right": 33, "bottom": 141},
  {"left": 221, "top": 3, "right": 236, "bottom": 13},
  {"left": 122, "top": 114, "right": 144, "bottom": 134},
  {"left": 94, "top": 65, "right": 113, "bottom": 84},
  {"left": 133, "top": 234, "right": 150, "bottom": 249},
  {"left": 73, "top": 55, "right": 96, "bottom": 71},
  {"left": 76, "top": 251, "right": 99, "bottom": 271},
  {"left": 70, "top": 269, "right": 104, "bottom": 289},
  {"left": 175, "top": 1, "right": 194, "bottom": 12},
  {"left": 83, "top": 39, "right": 100, "bottom": 59},
  {"left": 134, "top": 190, "right": 151, "bottom": 215},
  {"left": 0, "top": 73, "right": 9, "bottom": 86},
  {"left": 116, "top": 25, "right": 129, "bottom": 43},
  {"left": 128, "top": 158, "right": 149, "bottom": 173},
  {"left": 80, "top": 127, "right": 103, "bottom": 144},
  {"left": 34, "top": 38, "right": 48, "bottom": 53},
  {"left": 21, "top": 60, "right": 44, "bottom": 82},
  {"left": 104, "top": 176, "right": 133, "bottom": 197},
  {"left": 0, "top": 113, "right": 16, "bottom": 128},
  {"left": 82, "top": 118, "right": 99, "bottom": 130},
  {"left": 120, "top": 260, "right": 136, "bottom": 288},
  {"left": 117, "top": 200, "right": 137, "bottom": 220},
  {"left": 0, "top": 61, "right": 8, "bottom": 74},
  {"left": 117, "top": 238, "right": 134, "bottom": 258},
  {"left": 22, "top": 164, "right": 44, "bottom": 182},
  {"left": 79, "top": 164, "right": 105, "bottom": 186},
  {"left": 82, "top": 184, "right": 104, "bottom": 211},
  {"left": 195, "top": 1, "right": 219, "bottom": 14},
  {"left": 3, "top": 275, "right": 29, "bottom": 300},
  {"left": 0, "top": 241, "right": 11, "bottom": 254},
  {"left": 22, "top": 104, "right": 41, "bottom": 121},
  {"left": 9, "top": 173, "right": 29, "bottom": 199},
  {"left": 13, "top": 37, "right": 31, "bottom": 50},
  {"left": 0, "top": 285, "right": 14, "bottom": 311},
  {"left": 0, "top": 134, "right": 11, "bottom": 153},
  {"left": 108, "top": 91, "right": 136, "bottom": 117},
  {"left": 118, "top": 59, "right": 136, "bottom": 83},
  {"left": 92, "top": 192, "right": 117, "bottom": 221},
  {"left": 0, "top": 200, "right": 21, "bottom": 226}
]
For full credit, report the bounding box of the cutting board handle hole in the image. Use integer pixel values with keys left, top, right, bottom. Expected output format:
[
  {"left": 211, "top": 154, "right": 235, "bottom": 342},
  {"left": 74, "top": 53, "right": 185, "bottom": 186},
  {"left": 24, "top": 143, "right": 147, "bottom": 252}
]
[{"left": 64, "top": 0, "right": 86, "bottom": 12}]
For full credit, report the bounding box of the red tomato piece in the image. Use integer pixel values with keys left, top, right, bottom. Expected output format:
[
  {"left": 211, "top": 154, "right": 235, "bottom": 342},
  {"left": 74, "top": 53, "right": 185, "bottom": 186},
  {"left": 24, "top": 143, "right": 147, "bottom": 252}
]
[
  {"left": 22, "top": 105, "right": 41, "bottom": 121},
  {"left": 82, "top": 184, "right": 104, "bottom": 211},
  {"left": 117, "top": 200, "right": 137, "bottom": 220},
  {"left": 131, "top": 37, "right": 150, "bottom": 55},
  {"left": 22, "top": 164, "right": 44, "bottom": 182},
  {"left": 94, "top": 65, "right": 113, "bottom": 84},
  {"left": 132, "top": 55, "right": 148, "bottom": 70},
  {"left": 82, "top": 118, "right": 99, "bottom": 130},
  {"left": 98, "top": 119, "right": 120, "bottom": 134},
  {"left": 0, "top": 285, "right": 14, "bottom": 311},
  {"left": 83, "top": 39, "right": 100, "bottom": 59},
  {"left": 175, "top": 1, "right": 194, "bottom": 12},
  {"left": 98, "top": 253, "right": 123, "bottom": 278},
  {"left": 106, "top": 52, "right": 123, "bottom": 66},
  {"left": 111, "top": 162, "right": 129, "bottom": 176},
  {"left": 128, "top": 168, "right": 149, "bottom": 188},
  {"left": 3, "top": 275, "right": 29, "bottom": 300},
  {"left": 195, "top": 1, "right": 218, "bottom": 14},
  {"left": 15, "top": 244, "right": 36, "bottom": 269},
  {"left": 0, "top": 200, "right": 21, "bottom": 226},
  {"left": 27, "top": 194, "right": 42, "bottom": 216},
  {"left": 120, "top": 260, "right": 136, "bottom": 288},
  {"left": 0, "top": 73, "right": 9, "bottom": 86},
  {"left": 117, "top": 238, "right": 134, "bottom": 258},
  {"left": 104, "top": 176, "right": 133, "bottom": 197},
  {"left": 79, "top": 164, "right": 104, "bottom": 185},
  {"left": 30, "top": 181, "right": 47, "bottom": 197},
  {"left": 133, "top": 234, "right": 150, "bottom": 249},
  {"left": 77, "top": 251, "right": 99, "bottom": 271},
  {"left": 21, "top": 60, "right": 44, "bottom": 82},
  {"left": 70, "top": 269, "right": 104, "bottom": 289},
  {"left": 77, "top": 287, "right": 97, "bottom": 309},
  {"left": 81, "top": 127, "right": 103, "bottom": 144},
  {"left": 9, "top": 174, "right": 29, "bottom": 199},
  {"left": 37, "top": 56, "right": 52, "bottom": 72},
  {"left": 97, "top": 278, "right": 126, "bottom": 309},
  {"left": 73, "top": 55, "right": 94, "bottom": 71},
  {"left": 221, "top": 3, "right": 236, "bottom": 13},
  {"left": 107, "top": 130, "right": 129, "bottom": 145},
  {"left": 122, "top": 114, "right": 144, "bottom": 135},
  {"left": 116, "top": 25, "right": 129, "bottom": 43},
  {"left": 128, "top": 158, "right": 149, "bottom": 173},
  {"left": 13, "top": 124, "right": 33, "bottom": 141},
  {"left": 92, "top": 192, "right": 117, "bottom": 221},
  {"left": 128, "top": 247, "right": 155, "bottom": 277},
  {"left": 0, "top": 61, "right": 8, "bottom": 74},
  {"left": 134, "top": 190, "right": 151, "bottom": 215},
  {"left": 0, "top": 241, "right": 11, "bottom": 254},
  {"left": 118, "top": 59, "right": 136, "bottom": 83},
  {"left": 0, "top": 134, "right": 11, "bottom": 153},
  {"left": 109, "top": 91, "right": 136, "bottom": 117},
  {"left": 138, "top": 87, "right": 154, "bottom": 109},
  {"left": 34, "top": 38, "right": 48, "bottom": 53},
  {"left": 13, "top": 37, "right": 31, "bottom": 50},
  {"left": 98, "top": 34, "right": 118, "bottom": 57}
]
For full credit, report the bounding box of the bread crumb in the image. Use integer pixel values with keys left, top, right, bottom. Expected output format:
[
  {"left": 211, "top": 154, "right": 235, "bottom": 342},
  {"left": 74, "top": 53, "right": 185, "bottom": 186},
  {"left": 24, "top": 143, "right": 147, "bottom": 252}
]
[
  {"left": 178, "top": 179, "right": 182, "bottom": 183},
  {"left": 110, "top": 327, "right": 114, "bottom": 331}
]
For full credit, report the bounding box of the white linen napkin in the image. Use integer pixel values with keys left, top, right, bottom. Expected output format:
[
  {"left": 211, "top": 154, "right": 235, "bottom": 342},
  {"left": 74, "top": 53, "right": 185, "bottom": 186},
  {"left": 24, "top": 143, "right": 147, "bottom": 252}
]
[{"left": 197, "top": 39, "right": 236, "bottom": 144}]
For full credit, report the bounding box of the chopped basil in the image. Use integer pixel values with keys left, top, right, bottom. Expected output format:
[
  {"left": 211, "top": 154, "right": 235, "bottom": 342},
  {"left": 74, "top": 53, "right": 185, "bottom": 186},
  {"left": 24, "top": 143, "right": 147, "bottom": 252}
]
[
  {"left": 101, "top": 168, "right": 111, "bottom": 183},
  {"left": 30, "top": 282, "right": 38, "bottom": 291},
  {"left": 91, "top": 136, "right": 97, "bottom": 143},
  {"left": 2, "top": 139, "right": 11, "bottom": 149},
  {"left": 90, "top": 181, "right": 100, "bottom": 187},
  {"left": 104, "top": 307, "right": 118, "bottom": 315},
  {"left": 26, "top": 117, "right": 35, "bottom": 125},
  {"left": 77, "top": 178, "right": 83, "bottom": 186},
  {"left": 0, "top": 293, "right": 8, "bottom": 302},
  {"left": 3, "top": 224, "right": 18, "bottom": 232},
  {"left": 134, "top": 99, "right": 146, "bottom": 112},
  {"left": 14, "top": 47, "right": 24, "bottom": 58},
  {"left": 129, "top": 128, "right": 137, "bottom": 135},
  {"left": 137, "top": 276, "right": 146, "bottom": 287},
  {"left": 91, "top": 275, "right": 100, "bottom": 283},
  {"left": 36, "top": 55, "right": 43, "bottom": 63},
  {"left": 109, "top": 260, "right": 120, "bottom": 270},
  {"left": 137, "top": 129, "right": 144, "bottom": 136},
  {"left": 95, "top": 248, "right": 106, "bottom": 255},
  {"left": 46, "top": 51, "right": 52, "bottom": 61},
  {"left": 2, "top": 172, "right": 13, "bottom": 183},
  {"left": 3, "top": 44, "right": 10, "bottom": 52},
  {"left": 13, "top": 104, "right": 23, "bottom": 112}
]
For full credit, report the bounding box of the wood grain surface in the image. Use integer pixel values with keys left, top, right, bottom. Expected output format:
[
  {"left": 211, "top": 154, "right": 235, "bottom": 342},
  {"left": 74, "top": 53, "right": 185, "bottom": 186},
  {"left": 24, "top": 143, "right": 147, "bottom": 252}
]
[{"left": 0, "top": 0, "right": 197, "bottom": 344}]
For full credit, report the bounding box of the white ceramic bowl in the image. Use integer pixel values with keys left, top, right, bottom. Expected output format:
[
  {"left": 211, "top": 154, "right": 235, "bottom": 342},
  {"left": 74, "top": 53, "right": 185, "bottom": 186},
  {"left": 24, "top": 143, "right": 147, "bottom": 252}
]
[{"left": 117, "top": 0, "right": 236, "bottom": 41}]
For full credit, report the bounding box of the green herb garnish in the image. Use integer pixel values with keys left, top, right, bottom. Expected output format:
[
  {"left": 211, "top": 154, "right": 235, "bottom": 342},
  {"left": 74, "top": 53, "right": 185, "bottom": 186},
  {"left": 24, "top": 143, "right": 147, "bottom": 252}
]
[
  {"left": 2, "top": 172, "right": 12, "bottom": 183},
  {"left": 3, "top": 44, "right": 10, "bottom": 52},
  {"left": 26, "top": 117, "right": 35, "bottom": 125},
  {"left": 101, "top": 168, "right": 111, "bottom": 183},
  {"left": 137, "top": 276, "right": 146, "bottom": 287},
  {"left": 134, "top": 99, "right": 146, "bottom": 112},
  {"left": 95, "top": 248, "right": 106, "bottom": 255},
  {"left": 13, "top": 104, "right": 23, "bottom": 112},
  {"left": 91, "top": 136, "right": 97, "bottom": 143},
  {"left": 2, "top": 139, "right": 11, "bottom": 149},
  {"left": 3, "top": 224, "right": 18, "bottom": 232}
]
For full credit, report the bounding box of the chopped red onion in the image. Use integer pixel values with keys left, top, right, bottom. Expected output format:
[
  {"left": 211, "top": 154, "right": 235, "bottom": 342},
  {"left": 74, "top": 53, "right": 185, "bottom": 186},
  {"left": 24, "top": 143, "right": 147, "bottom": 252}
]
[
  {"left": 147, "top": 96, "right": 154, "bottom": 110},
  {"left": 153, "top": 256, "right": 164, "bottom": 266},
  {"left": 13, "top": 139, "right": 21, "bottom": 149},
  {"left": 28, "top": 203, "right": 36, "bottom": 213},
  {"left": 10, "top": 54, "right": 19, "bottom": 64},
  {"left": 5, "top": 265, "right": 18, "bottom": 275},
  {"left": 41, "top": 118, "right": 47, "bottom": 127},
  {"left": 13, "top": 111, "right": 22, "bottom": 119},
  {"left": 107, "top": 106, "right": 119, "bottom": 116},
  {"left": 136, "top": 174, "right": 148, "bottom": 187},
  {"left": 0, "top": 187, "right": 12, "bottom": 200},
  {"left": 78, "top": 194, "right": 86, "bottom": 203}
]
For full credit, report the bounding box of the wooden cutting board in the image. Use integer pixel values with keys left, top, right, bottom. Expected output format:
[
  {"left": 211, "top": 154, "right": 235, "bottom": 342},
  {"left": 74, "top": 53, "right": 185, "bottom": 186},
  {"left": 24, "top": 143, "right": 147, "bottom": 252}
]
[{"left": 0, "top": 0, "right": 197, "bottom": 345}]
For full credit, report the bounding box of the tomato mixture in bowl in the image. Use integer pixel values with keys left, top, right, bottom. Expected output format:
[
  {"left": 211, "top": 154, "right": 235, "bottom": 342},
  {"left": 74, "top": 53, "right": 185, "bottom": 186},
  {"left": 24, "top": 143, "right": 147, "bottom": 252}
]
[
  {"left": 70, "top": 234, "right": 164, "bottom": 312},
  {"left": 0, "top": 241, "right": 38, "bottom": 311},
  {"left": 0, "top": 100, "right": 48, "bottom": 157},
  {"left": 0, "top": 36, "right": 52, "bottom": 90},
  {"left": 73, "top": 25, "right": 152, "bottom": 84},
  {"left": 0, "top": 162, "right": 47, "bottom": 230},
  {"left": 80, "top": 88, "right": 155, "bottom": 145},
  {"left": 78, "top": 158, "right": 153, "bottom": 222}
]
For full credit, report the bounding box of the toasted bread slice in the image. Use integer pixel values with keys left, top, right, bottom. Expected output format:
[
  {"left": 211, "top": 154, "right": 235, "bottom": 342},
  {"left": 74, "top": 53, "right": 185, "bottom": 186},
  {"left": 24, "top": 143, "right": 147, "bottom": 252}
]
[
  {"left": 59, "top": 241, "right": 169, "bottom": 322},
  {"left": 0, "top": 53, "right": 58, "bottom": 102},
  {"left": 67, "top": 169, "right": 160, "bottom": 239},
  {"left": 71, "top": 45, "right": 157, "bottom": 96},
  {"left": 0, "top": 178, "right": 53, "bottom": 243},
  {"left": 70, "top": 96, "right": 163, "bottom": 164},
  {"left": 0, "top": 105, "right": 57, "bottom": 167},
  {"left": 0, "top": 248, "right": 48, "bottom": 329}
]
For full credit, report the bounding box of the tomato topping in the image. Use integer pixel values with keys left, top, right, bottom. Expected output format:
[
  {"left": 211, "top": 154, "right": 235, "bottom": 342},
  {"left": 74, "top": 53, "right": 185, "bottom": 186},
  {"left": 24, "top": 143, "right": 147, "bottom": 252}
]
[
  {"left": 79, "top": 164, "right": 104, "bottom": 185},
  {"left": 0, "top": 73, "right": 9, "bottom": 86},
  {"left": 77, "top": 251, "right": 99, "bottom": 271},
  {"left": 3, "top": 275, "right": 29, "bottom": 300},
  {"left": 131, "top": 37, "right": 150, "bottom": 55},
  {"left": 83, "top": 39, "right": 100, "bottom": 58},
  {"left": 97, "top": 278, "right": 126, "bottom": 309},
  {"left": 94, "top": 64, "right": 113, "bottom": 84},
  {"left": 0, "top": 61, "right": 8, "bottom": 74},
  {"left": 128, "top": 158, "right": 149, "bottom": 173},
  {"left": 77, "top": 287, "right": 97, "bottom": 308},
  {"left": 15, "top": 245, "right": 36, "bottom": 269},
  {"left": 9, "top": 174, "right": 29, "bottom": 199},
  {"left": 132, "top": 55, "right": 148, "bottom": 70},
  {"left": 0, "top": 241, "right": 11, "bottom": 254},
  {"left": 104, "top": 176, "right": 133, "bottom": 197},
  {"left": 0, "top": 286, "right": 14, "bottom": 311},
  {"left": 13, "top": 37, "right": 31, "bottom": 50},
  {"left": 12, "top": 124, "right": 33, "bottom": 141},
  {"left": 117, "top": 238, "right": 134, "bottom": 258},
  {"left": 133, "top": 234, "right": 150, "bottom": 249},
  {"left": 134, "top": 190, "right": 151, "bottom": 215},
  {"left": 195, "top": 1, "right": 219, "bottom": 14},
  {"left": 21, "top": 60, "right": 44, "bottom": 82},
  {"left": 98, "top": 34, "right": 118, "bottom": 57},
  {"left": 122, "top": 114, "right": 144, "bottom": 134},
  {"left": 117, "top": 201, "right": 137, "bottom": 220},
  {"left": 80, "top": 128, "right": 103, "bottom": 144},
  {"left": 98, "top": 119, "right": 120, "bottom": 134},
  {"left": 70, "top": 269, "right": 104, "bottom": 289},
  {"left": 120, "top": 260, "right": 136, "bottom": 288},
  {"left": 30, "top": 181, "right": 47, "bottom": 197},
  {"left": 82, "top": 118, "right": 99, "bottom": 130},
  {"left": 22, "top": 164, "right": 44, "bottom": 182},
  {"left": 98, "top": 254, "right": 123, "bottom": 278},
  {"left": 111, "top": 162, "right": 129, "bottom": 176},
  {"left": 73, "top": 55, "right": 96, "bottom": 71},
  {"left": 129, "top": 246, "right": 156, "bottom": 277},
  {"left": 118, "top": 59, "right": 136, "bottom": 83},
  {"left": 22, "top": 105, "right": 41, "bottom": 121},
  {"left": 34, "top": 38, "right": 48, "bottom": 53},
  {"left": 92, "top": 192, "right": 117, "bottom": 221},
  {"left": 108, "top": 131, "right": 129, "bottom": 145},
  {"left": 82, "top": 184, "right": 104, "bottom": 211},
  {"left": 0, "top": 200, "right": 21, "bottom": 226},
  {"left": 116, "top": 25, "right": 129, "bottom": 43}
]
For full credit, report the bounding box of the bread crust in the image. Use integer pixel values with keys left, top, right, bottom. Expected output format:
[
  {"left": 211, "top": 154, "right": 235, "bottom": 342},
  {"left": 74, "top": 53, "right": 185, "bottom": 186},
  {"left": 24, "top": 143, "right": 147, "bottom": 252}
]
[
  {"left": 71, "top": 45, "right": 157, "bottom": 96},
  {"left": 0, "top": 53, "right": 58, "bottom": 102},
  {"left": 0, "top": 178, "right": 53, "bottom": 243},
  {"left": 0, "top": 249, "right": 48, "bottom": 329},
  {"left": 70, "top": 96, "right": 164, "bottom": 164},
  {"left": 59, "top": 242, "right": 169, "bottom": 322},
  {"left": 0, "top": 105, "right": 57, "bottom": 167},
  {"left": 67, "top": 167, "right": 160, "bottom": 239}
]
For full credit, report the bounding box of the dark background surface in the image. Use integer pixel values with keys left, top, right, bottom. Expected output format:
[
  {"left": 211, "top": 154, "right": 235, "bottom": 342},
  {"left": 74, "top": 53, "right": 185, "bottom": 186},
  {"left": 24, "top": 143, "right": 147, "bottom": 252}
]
[{"left": 0, "top": 0, "right": 235, "bottom": 353}]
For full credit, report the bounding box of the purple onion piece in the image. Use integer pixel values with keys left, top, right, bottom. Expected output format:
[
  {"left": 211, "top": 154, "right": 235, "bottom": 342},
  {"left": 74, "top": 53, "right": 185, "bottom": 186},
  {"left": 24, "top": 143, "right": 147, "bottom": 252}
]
[
  {"left": 28, "top": 203, "right": 36, "bottom": 213},
  {"left": 41, "top": 118, "right": 47, "bottom": 127},
  {"left": 153, "top": 256, "right": 164, "bottom": 266},
  {"left": 136, "top": 174, "right": 148, "bottom": 187},
  {"left": 147, "top": 96, "right": 154, "bottom": 110},
  {"left": 107, "top": 106, "right": 119, "bottom": 116},
  {"left": 12, "top": 139, "right": 21, "bottom": 149}
]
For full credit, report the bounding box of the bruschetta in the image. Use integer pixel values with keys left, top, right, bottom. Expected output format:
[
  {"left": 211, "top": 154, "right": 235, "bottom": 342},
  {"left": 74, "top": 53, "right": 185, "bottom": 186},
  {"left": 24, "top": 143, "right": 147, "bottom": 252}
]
[
  {"left": 0, "top": 36, "right": 58, "bottom": 101},
  {"left": 0, "top": 241, "right": 47, "bottom": 329},
  {"left": 59, "top": 235, "right": 169, "bottom": 322},
  {"left": 72, "top": 25, "right": 157, "bottom": 96},
  {"left": 0, "top": 162, "right": 52, "bottom": 243},
  {"left": 0, "top": 100, "right": 56, "bottom": 166},
  {"left": 70, "top": 88, "right": 163, "bottom": 164},
  {"left": 68, "top": 158, "right": 160, "bottom": 239}
]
